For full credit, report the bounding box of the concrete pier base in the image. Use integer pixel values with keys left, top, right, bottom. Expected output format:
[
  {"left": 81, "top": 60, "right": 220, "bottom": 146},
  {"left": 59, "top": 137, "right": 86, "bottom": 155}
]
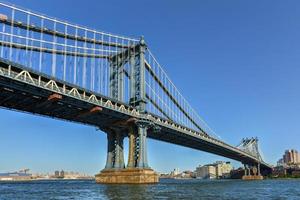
[
  {"left": 242, "top": 175, "right": 264, "bottom": 180},
  {"left": 95, "top": 168, "right": 159, "bottom": 184}
]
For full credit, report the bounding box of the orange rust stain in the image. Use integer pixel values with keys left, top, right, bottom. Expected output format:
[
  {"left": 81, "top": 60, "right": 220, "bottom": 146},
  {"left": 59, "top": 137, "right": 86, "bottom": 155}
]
[
  {"left": 0, "top": 14, "right": 8, "bottom": 21},
  {"left": 48, "top": 93, "right": 62, "bottom": 101},
  {"left": 90, "top": 106, "right": 103, "bottom": 113}
]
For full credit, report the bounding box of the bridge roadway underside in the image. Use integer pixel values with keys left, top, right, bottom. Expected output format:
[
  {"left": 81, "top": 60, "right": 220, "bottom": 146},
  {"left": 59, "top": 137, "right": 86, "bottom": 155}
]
[
  {"left": 150, "top": 128, "right": 271, "bottom": 173},
  {"left": 0, "top": 74, "right": 129, "bottom": 133},
  {"left": 0, "top": 60, "right": 271, "bottom": 173}
]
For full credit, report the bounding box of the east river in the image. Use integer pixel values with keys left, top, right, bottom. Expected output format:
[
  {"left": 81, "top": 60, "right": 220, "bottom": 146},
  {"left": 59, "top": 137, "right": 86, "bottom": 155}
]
[{"left": 0, "top": 179, "right": 300, "bottom": 200}]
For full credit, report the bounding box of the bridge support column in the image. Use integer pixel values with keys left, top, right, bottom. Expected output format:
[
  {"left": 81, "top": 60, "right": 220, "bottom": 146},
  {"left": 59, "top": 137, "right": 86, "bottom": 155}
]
[
  {"left": 248, "top": 167, "right": 251, "bottom": 176},
  {"left": 127, "top": 127, "right": 136, "bottom": 168},
  {"left": 242, "top": 164, "right": 264, "bottom": 180},
  {"left": 104, "top": 133, "right": 114, "bottom": 169},
  {"left": 96, "top": 123, "right": 159, "bottom": 184},
  {"left": 104, "top": 130, "right": 125, "bottom": 170},
  {"left": 136, "top": 122, "right": 149, "bottom": 168},
  {"left": 244, "top": 164, "right": 248, "bottom": 176},
  {"left": 114, "top": 131, "right": 125, "bottom": 169}
]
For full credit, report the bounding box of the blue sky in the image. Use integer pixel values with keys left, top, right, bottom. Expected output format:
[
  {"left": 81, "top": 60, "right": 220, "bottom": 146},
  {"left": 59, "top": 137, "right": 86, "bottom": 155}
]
[{"left": 1, "top": 0, "right": 300, "bottom": 175}]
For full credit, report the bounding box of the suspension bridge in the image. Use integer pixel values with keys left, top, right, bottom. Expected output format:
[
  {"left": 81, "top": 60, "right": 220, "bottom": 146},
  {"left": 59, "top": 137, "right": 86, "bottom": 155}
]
[{"left": 0, "top": 2, "right": 272, "bottom": 183}]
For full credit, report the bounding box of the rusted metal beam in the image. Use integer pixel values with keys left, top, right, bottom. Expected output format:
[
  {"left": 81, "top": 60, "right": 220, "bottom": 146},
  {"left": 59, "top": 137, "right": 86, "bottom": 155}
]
[
  {"left": 48, "top": 93, "right": 62, "bottom": 102},
  {"left": 76, "top": 106, "right": 103, "bottom": 118}
]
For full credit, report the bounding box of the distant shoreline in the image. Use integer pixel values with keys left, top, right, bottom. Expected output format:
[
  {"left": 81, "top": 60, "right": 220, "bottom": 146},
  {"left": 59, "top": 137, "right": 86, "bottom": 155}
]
[{"left": 0, "top": 178, "right": 95, "bottom": 182}]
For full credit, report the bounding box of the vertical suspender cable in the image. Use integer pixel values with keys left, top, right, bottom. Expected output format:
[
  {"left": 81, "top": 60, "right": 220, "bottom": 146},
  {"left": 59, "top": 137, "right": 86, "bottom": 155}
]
[
  {"left": 25, "top": 13, "right": 30, "bottom": 66},
  {"left": 83, "top": 29, "right": 87, "bottom": 88},
  {"left": 0, "top": 17, "right": 5, "bottom": 58},
  {"left": 99, "top": 34, "right": 106, "bottom": 95},
  {"left": 121, "top": 38, "right": 124, "bottom": 101},
  {"left": 133, "top": 41, "right": 136, "bottom": 108},
  {"left": 127, "top": 39, "right": 130, "bottom": 103},
  {"left": 100, "top": 33, "right": 104, "bottom": 94},
  {"left": 16, "top": 26, "right": 20, "bottom": 62},
  {"left": 9, "top": 8, "right": 15, "bottom": 61},
  {"left": 52, "top": 20, "right": 57, "bottom": 77},
  {"left": 29, "top": 27, "right": 33, "bottom": 68},
  {"left": 108, "top": 35, "right": 111, "bottom": 97},
  {"left": 63, "top": 25, "right": 67, "bottom": 81},
  {"left": 39, "top": 17, "right": 44, "bottom": 72},
  {"left": 92, "top": 31, "right": 96, "bottom": 92},
  {"left": 116, "top": 37, "right": 118, "bottom": 100},
  {"left": 74, "top": 26, "right": 78, "bottom": 84}
]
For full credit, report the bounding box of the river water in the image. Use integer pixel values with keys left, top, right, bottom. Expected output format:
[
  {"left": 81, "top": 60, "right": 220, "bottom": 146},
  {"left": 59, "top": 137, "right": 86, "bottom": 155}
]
[{"left": 0, "top": 179, "right": 299, "bottom": 200}]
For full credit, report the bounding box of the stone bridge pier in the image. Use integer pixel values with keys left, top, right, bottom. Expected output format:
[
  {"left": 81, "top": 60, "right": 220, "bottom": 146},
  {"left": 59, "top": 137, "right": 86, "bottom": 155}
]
[
  {"left": 95, "top": 121, "right": 159, "bottom": 184},
  {"left": 242, "top": 163, "right": 263, "bottom": 180}
]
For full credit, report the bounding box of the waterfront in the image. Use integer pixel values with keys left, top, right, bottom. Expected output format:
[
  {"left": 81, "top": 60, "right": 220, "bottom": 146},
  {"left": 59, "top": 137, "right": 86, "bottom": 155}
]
[{"left": 0, "top": 179, "right": 300, "bottom": 200}]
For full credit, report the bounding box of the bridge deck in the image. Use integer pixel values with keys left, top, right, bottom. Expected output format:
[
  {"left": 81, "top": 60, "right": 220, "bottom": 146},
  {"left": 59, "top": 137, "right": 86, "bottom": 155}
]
[{"left": 0, "top": 59, "right": 272, "bottom": 170}]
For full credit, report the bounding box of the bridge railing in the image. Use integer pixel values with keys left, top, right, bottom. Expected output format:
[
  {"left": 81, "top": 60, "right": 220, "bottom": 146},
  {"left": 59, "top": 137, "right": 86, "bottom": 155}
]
[{"left": 0, "top": 2, "right": 138, "bottom": 103}]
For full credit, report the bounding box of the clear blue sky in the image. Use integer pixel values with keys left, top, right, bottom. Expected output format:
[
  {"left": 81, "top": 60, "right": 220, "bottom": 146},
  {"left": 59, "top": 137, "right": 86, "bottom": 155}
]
[{"left": 1, "top": 0, "right": 300, "bottom": 175}]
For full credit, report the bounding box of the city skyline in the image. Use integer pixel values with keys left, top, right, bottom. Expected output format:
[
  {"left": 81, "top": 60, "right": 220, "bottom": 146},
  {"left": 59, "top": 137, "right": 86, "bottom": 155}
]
[{"left": 1, "top": 0, "right": 300, "bottom": 175}]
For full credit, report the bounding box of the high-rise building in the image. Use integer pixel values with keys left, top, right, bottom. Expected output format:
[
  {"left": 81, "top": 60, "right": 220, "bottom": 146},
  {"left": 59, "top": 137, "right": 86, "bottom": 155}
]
[
  {"left": 54, "top": 171, "right": 60, "bottom": 178},
  {"left": 170, "top": 168, "right": 180, "bottom": 176},
  {"left": 277, "top": 158, "right": 284, "bottom": 166},
  {"left": 60, "top": 170, "right": 65, "bottom": 178},
  {"left": 282, "top": 149, "right": 299, "bottom": 165},
  {"left": 292, "top": 150, "right": 299, "bottom": 163}
]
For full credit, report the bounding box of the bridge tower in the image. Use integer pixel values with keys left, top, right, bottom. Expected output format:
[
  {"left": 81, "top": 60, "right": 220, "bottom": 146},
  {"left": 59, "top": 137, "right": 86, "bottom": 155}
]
[
  {"left": 238, "top": 138, "right": 264, "bottom": 180},
  {"left": 95, "top": 37, "right": 159, "bottom": 184}
]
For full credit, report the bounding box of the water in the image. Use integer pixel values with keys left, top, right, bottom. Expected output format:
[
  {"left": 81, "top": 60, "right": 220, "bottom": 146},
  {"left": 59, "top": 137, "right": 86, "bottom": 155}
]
[{"left": 0, "top": 179, "right": 300, "bottom": 200}]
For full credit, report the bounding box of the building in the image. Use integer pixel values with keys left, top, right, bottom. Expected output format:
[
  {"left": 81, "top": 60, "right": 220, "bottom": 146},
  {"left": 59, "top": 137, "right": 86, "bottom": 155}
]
[
  {"left": 170, "top": 168, "right": 180, "bottom": 176},
  {"left": 60, "top": 170, "right": 65, "bottom": 178},
  {"left": 54, "top": 171, "right": 60, "bottom": 178},
  {"left": 54, "top": 170, "right": 65, "bottom": 178},
  {"left": 282, "top": 149, "right": 300, "bottom": 166},
  {"left": 277, "top": 158, "right": 284, "bottom": 167},
  {"left": 215, "top": 161, "right": 233, "bottom": 178},
  {"left": 0, "top": 170, "right": 32, "bottom": 181},
  {"left": 180, "top": 170, "right": 194, "bottom": 178},
  {"left": 195, "top": 164, "right": 217, "bottom": 179},
  {"left": 195, "top": 161, "right": 233, "bottom": 179},
  {"left": 63, "top": 171, "right": 93, "bottom": 179}
]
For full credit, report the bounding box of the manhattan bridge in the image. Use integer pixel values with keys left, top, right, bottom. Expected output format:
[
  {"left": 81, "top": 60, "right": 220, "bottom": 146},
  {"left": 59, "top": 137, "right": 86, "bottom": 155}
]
[{"left": 0, "top": 2, "right": 272, "bottom": 183}]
